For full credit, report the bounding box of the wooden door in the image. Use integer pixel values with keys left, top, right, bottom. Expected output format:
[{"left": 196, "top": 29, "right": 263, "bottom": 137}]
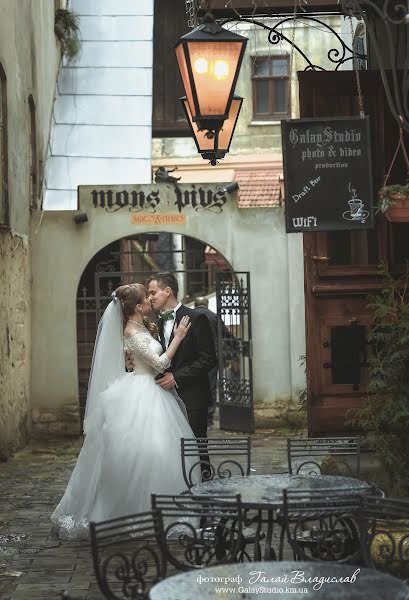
[{"left": 298, "top": 71, "right": 394, "bottom": 434}]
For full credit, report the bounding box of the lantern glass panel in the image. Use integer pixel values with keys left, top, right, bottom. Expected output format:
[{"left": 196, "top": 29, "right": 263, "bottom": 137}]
[
  {"left": 175, "top": 44, "right": 195, "bottom": 117},
  {"left": 186, "top": 41, "right": 243, "bottom": 117},
  {"left": 218, "top": 96, "right": 241, "bottom": 150},
  {"left": 183, "top": 96, "right": 242, "bottom": 153}
]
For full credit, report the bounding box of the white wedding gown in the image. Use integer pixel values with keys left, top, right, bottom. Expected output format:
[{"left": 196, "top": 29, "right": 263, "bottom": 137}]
[{"left": 51, "top": 328, "right": 199, "bottom": 540}]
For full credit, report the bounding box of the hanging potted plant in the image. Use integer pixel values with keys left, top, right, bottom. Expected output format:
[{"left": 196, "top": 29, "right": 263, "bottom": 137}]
[
  {"left": 376, "top": 125, "right": 409, "bottom": 222},
  {"left": 54, "top": 8, "right": 81, "bottom": 62},
  {"left": 377, "top": 183, "right": 409, "bottom": 222}
]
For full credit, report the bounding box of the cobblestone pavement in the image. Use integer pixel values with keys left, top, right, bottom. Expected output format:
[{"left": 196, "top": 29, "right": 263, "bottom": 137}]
[{"left": 0, "top": 427, "right": 291, "bottom": 599}]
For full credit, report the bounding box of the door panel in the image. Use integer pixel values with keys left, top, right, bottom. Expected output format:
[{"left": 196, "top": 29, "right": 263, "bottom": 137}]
[{"left": 299, "top": 71, "right": 388, "bottom": 434}]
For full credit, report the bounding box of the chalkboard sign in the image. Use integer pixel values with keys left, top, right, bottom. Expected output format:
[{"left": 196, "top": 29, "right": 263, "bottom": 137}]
[{"left": 281, "top": 116, "right": 374, "bottom": 232}]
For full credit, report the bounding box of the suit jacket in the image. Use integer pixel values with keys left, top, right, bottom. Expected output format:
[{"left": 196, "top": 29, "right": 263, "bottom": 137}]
[{"left": 158, "top": 304, "right": 216, "bottom": 411}]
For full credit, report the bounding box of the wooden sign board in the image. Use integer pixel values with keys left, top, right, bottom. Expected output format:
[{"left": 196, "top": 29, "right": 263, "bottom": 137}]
[{"left": 281, "top": 116, "right": 374, "bottom": 232}]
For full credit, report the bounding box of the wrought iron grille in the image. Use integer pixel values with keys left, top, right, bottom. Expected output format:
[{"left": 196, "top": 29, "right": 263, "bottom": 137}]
[{"left": 216, "top": 272, "right": 254, "bottom": 432}]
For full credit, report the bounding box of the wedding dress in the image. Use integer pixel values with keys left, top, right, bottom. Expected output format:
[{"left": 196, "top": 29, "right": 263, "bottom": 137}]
[{"left": 51, "top": 309, "right": 199, "bottom": 540}]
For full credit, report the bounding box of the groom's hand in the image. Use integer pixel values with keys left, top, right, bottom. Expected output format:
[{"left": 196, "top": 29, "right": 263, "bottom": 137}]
[
  {"left": 156, "top": 372, "right": 176, "bottom": 390},
  {"left": 125, "top": 350, "right": 134, "bottom": 371}
]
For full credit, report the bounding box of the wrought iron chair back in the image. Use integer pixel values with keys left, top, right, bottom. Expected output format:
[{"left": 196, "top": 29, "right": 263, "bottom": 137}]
[
  {"left": 281, "top": 487, "right": 374, "bottom": 563},
  {"left": 287, "top": 436, "right": 361, "bottom": 477},
  {"left": 89, "top": 511, "right": 165, "bottom": 600},
  {"left": 360, "top": 496, "right": 409, "bottom": 579},
  {"left": 151, "top": 493, "right": 244, "bottom": 570},
  {"left": 181, "top": 437, "right": 251, "bottom": 489}
]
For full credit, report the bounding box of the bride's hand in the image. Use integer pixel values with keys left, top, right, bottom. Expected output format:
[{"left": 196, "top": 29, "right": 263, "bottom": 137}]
[{"left": 173, "top": 315, "right": 191, "bottom": 340}]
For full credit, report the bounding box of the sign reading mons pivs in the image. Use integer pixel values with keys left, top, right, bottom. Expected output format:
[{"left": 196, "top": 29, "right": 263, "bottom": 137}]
[{"left": 281, "top": 116, "right": 374, "bottom": 232}]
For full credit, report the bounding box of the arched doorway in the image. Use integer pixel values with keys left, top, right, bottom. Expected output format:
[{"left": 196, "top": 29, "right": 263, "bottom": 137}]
[{"left": 76, "top": 232, "right": 254, "bottom": 432}]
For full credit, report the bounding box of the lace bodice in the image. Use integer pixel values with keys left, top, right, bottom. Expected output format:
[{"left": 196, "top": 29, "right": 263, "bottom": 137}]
[{"left": 124, "top": 328, "right": 171, "bottom": 375}]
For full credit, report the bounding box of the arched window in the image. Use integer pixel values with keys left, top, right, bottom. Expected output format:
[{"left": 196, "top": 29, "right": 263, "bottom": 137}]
[
  {"left": 0, "top": 63, "right": 8, "bottom": 226},
  {"left": 28, "top": 95, "right": 38, "bottom": 209}
]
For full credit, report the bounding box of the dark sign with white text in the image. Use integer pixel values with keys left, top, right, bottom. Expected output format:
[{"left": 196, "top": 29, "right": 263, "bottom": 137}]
[{"left": 281, "top": 116, "right": 374, "bottom": 232}]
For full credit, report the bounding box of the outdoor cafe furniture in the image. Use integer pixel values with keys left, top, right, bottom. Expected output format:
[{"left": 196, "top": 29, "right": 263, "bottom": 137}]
[
  {"left": 88, "top": 495, "right": 244, "bottom": 600},
  {"left": 181, "top": 437, "right": 251, "bottom": 489},
  {"left": 282, "top": 488, "right": 365, "bottom": 563},
  {"left": 149, "top": 560, "right": 409, "bottom": 600},
  {"left": 89, "top": 510, "right": 164, "bottom": 600},
  {"left": 151, "top": 493, "right": 245, "bottom": 568},
  {"left": 287, "top": 436, "right": 361, "bottom": 476},
  {"left": 190, "top": 473, "right": 376, "bottom": 560}
]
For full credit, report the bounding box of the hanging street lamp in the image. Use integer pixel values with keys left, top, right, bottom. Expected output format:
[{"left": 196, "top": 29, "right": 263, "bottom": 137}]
[
  {"left": 181, "top": 94, "right": 243, "bottom": 165},
  {"left": 175, "top": 11, "right": 247, "bottom": 163}
]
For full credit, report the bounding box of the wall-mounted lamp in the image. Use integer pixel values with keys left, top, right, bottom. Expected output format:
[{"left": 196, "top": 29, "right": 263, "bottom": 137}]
[
  {"left": 73, "top": 212, "right": 88, "bottom": 225},
  {"left": 175, "top": 11, "right": 246, "bottom": 164},
  {"left": 221, "top": 182, "right": 239, "bottom": 194},
  {"left": 181, "top": 94, "right": 243, "bottom": 166}
]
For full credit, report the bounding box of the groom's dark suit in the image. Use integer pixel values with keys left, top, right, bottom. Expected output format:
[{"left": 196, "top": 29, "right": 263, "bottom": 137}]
[{"left": 158, "top": 304, "right": 216, "bottom": 439}]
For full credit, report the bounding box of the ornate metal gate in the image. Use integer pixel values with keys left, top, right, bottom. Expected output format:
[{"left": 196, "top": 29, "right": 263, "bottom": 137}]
[
  {"left": 77, "top": 267, "right": 234, "bottom": 422},
  {"left": 216, "top": 272, "right": 254, "bottom": 433}
]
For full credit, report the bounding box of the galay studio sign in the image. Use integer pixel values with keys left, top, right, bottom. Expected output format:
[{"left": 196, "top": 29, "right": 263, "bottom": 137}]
[{"left": 281, "top": 116, "right": 374, "bottom": 232}]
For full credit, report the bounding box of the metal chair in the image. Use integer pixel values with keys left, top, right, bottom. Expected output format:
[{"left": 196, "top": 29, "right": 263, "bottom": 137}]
[
  {"left": 89, "top": 511, "right": 165, "bottom": 600},
  {"left": 151, "top": 493, "right": 244, "bottom": 569},
  {"left": 287, "top": 436, "right": 361, "bottom": 477},
  {"left": 181, "top": 437, "right": 251, "bottom": 489},
  {"left": 360, "top": 495, "right": 409, "bottom": 579},
  {"left": 280, "top": 487, "right": 375, "bottom": 563}
]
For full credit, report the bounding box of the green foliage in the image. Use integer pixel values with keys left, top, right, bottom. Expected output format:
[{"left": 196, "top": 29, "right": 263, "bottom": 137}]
[
  {"left": 376, "top": 183, "right": 409, "bottom": 214},
  {"left": 54, "top": 9, "right": 80, "bottom": 62},
  {"left": 347, "top": 262, "right": 409, "bottom": 494}
]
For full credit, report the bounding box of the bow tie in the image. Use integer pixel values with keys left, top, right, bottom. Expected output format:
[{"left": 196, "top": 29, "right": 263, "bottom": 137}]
[{"left": 159, "top": 310, "right": 175, "bottom": 322}]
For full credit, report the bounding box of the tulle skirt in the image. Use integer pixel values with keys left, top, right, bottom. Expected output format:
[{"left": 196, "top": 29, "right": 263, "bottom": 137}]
[{"left": 51, "top": 373, "right": 199, "bottom": 540}]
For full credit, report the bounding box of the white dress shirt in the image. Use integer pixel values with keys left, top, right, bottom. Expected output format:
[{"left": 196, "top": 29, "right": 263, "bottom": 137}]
[{"left": 164, "top": 302, "right": 182, "bottom": 348}]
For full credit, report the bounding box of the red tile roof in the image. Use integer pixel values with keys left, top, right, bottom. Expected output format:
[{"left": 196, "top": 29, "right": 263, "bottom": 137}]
[{"left": 234, "top": 169, "right": 283, "bottom": 208}]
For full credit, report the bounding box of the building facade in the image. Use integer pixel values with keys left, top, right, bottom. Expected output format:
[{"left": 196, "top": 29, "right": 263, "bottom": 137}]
[
  {"left": 0, "top": 0, "right": 62, "bottom": 459},
  {"left": 2, "top": 1, "right": 364, "bottom": 454}
]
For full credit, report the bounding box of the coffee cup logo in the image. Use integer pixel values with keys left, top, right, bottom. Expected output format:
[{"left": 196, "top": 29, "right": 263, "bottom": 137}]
[{"left": 348, "top": 198, "right": 363, "bottom": 218}]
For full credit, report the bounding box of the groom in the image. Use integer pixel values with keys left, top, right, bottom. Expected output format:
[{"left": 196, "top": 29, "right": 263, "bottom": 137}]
[{"left": 147, "top": 272, "right": 216, "bottom": 441}]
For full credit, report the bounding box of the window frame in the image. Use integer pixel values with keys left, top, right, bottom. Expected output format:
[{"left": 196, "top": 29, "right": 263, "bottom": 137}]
[
  {"left": 0, "top": 63, "right": 9, "bottom": 227},
  {"left": 251, "top": 55, "right": 290, "bottom": 120},
  {"left": 28, "top": 95, "right": 38, "bottom": 210}
]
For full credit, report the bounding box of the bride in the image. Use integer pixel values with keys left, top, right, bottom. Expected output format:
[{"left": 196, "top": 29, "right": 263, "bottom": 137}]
[{"left": 51, "top": 283, "right": 200, "bottom": 540}]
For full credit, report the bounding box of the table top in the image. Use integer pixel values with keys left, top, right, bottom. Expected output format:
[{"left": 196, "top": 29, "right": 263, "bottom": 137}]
[
  {"left": 191, "top": 474, "right": 371, "bottom": 509},
  {"left": 149, "top": 561, "right": 409, "bottom": 600}
]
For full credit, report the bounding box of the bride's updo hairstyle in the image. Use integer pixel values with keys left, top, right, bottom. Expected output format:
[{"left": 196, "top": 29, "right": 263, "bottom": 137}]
[{"left": 115, "top": 283, "right": 157, "bottom": 338}]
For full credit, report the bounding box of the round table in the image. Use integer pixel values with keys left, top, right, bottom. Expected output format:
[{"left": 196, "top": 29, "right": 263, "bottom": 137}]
[
  {"left": 191, "top": 474, "right": 373, "bottom": 560},
  {"left": 149, "top": 561, "right": 409, "bottom": 599},
  {"left": 191, "top": 474, "right": 372, "bottom": 508}
]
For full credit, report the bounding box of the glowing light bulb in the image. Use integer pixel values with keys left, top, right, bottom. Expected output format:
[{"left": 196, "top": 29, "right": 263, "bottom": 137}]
[
  {"left": 214, "top": 60, "right": 229, "bottom": 80},
  {"left": 194, "top": 57, "right": 208, "bottom": 74}
]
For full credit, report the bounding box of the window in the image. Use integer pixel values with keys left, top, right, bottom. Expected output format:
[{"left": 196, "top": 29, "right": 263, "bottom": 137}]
[
  {"left": 252, "top": 56, "right": 290, "bottom": 120},
  {"left": 28, "top": 96, "right": 38, "bottom": 209},
  {"left": 0, "top": 64, "right": 8, "bottom": 226},
  {"left": 327, "top": 230, "right": 379, "bottom": 266},
  {"left": 152, "top": 0, "right": 190, "bottom": 137}
]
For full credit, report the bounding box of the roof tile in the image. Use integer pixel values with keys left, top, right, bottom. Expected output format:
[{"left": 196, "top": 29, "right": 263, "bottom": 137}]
[{"left": 234, "top": 169, "right": 283, "bottom": 208}]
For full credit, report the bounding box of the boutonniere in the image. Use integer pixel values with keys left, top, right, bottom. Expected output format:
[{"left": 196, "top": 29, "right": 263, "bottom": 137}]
[{"left": 159, "top": 310, "right": 175, "bottom": 323}]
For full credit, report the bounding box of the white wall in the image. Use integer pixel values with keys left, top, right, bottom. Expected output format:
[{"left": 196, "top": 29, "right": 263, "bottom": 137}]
[
  {"left": 31, "top": 183, "right": 305, "bottom": 429},
  {"left": 43, "top": 0, "right": 154, "bottom": 209}
]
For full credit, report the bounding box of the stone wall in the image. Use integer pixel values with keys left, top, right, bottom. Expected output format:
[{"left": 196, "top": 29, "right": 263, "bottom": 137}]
[
  {"left": 31, "top": 405, "right": 80, "bottom": 437},
  {"left": 0, "top": 231, "right": 30, "bottom": 460},
  {"left": 0, "top": 1, "right": 62, "bottom": 458}
]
